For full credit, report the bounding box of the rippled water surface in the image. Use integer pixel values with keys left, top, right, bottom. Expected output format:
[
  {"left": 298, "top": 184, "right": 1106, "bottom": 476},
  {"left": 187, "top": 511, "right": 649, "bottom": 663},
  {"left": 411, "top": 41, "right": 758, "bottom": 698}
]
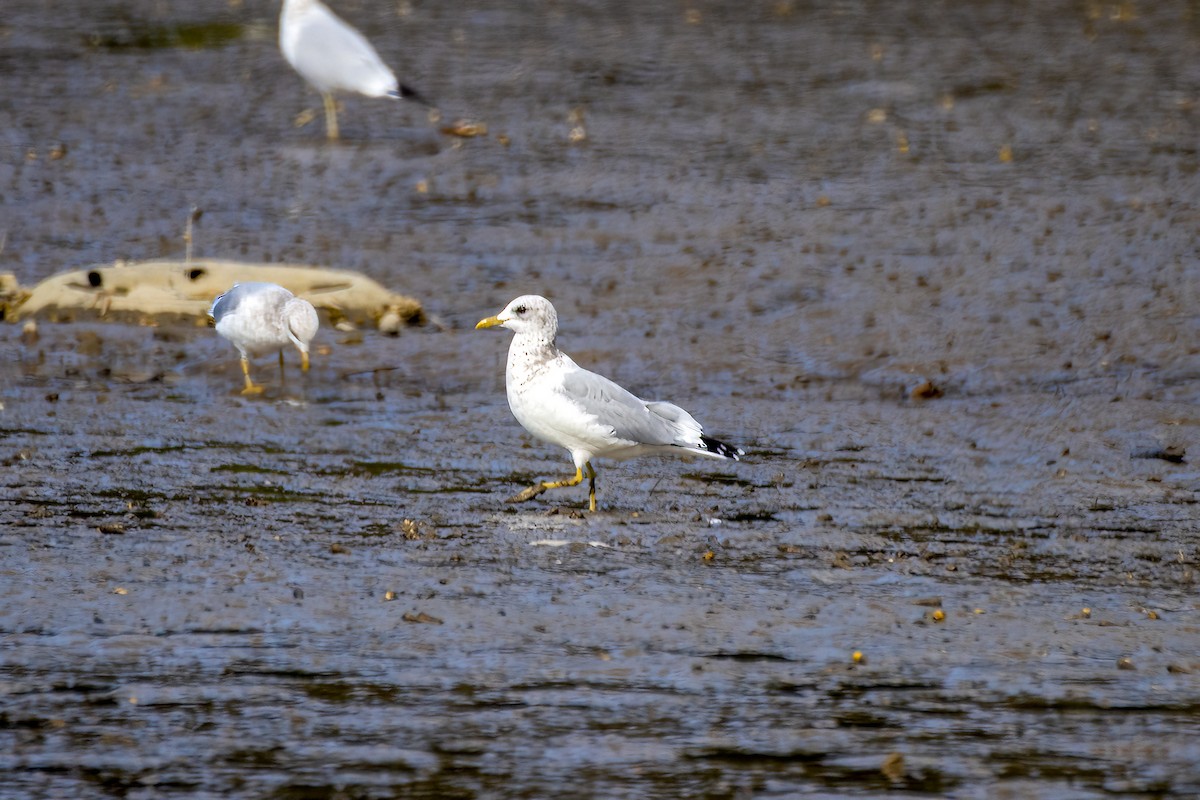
[{"left": 2, "top": 0, "right": 1199, "bottom": 797}]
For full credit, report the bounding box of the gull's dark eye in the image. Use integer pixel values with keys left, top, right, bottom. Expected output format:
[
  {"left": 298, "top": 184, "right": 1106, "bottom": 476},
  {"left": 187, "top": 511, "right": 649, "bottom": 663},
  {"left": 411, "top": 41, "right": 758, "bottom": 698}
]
[{"left": 515, "top": 305, "right": 527, "bottom": 315}]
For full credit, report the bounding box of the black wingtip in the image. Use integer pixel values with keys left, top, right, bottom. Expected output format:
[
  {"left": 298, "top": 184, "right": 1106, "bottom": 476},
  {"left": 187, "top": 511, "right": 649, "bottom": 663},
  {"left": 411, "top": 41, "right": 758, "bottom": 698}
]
[
  {"left": 701, "top": 435, "right": 744, "bottom": 461},
  {"left": 390, "top": 84, "right": 433, "bottom": 107}
]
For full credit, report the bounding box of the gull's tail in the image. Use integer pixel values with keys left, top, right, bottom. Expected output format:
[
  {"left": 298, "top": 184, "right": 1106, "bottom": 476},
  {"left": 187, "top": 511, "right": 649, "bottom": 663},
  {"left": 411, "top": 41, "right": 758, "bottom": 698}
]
[
  {"left": 700, "top": 434, "right": 744, "bottom": 461},
  {"left": 390, "top": 84, "right": 432, "bottom": 106},
  {"left": 646, "top": 400, "right": 744, "bottom": 461}
]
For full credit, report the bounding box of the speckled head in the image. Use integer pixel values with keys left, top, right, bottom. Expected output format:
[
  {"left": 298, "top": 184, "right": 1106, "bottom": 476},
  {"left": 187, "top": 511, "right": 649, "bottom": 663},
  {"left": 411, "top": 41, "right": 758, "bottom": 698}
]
[{"left": 475, "top": 295, "right": 558, "bottom": 343}]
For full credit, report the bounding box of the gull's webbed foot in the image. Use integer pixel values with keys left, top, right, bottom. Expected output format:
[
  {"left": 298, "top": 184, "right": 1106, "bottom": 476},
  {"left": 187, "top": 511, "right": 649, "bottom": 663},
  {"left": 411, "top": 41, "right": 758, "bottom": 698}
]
[
  {"left": 239, "top": 358, "right": 265, "bottom": 395},
  {"left": 507, "top": 483, "right": 550, "bottom": 504}
]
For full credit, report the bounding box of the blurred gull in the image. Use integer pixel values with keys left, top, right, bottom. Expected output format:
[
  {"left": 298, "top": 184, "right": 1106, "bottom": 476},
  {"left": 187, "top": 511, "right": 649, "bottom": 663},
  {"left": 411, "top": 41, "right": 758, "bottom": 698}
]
[
  {"left": 476, "top": 295, "right": 744, "bottom": 512},
  {"left": 280, "top": 0, "right": 427, "bottom": 141},
  {"left": 209, "top": 282, "right": 319, "bottom": 395}
]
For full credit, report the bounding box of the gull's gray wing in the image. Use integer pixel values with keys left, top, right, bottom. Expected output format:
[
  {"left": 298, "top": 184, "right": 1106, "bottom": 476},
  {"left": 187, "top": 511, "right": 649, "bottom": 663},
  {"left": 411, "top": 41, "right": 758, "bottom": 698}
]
[
  {"left": 210, "top": 283, "right": 250, "bottom": 322},
  {"left": 560, "top": 367, "right": 683, "bottom": 447},
  {"left": 209, "top": 282, "right": 284, "bottom": 322},
  {"left": 292, "top": 6, "right": 393, "bottom": 94}
]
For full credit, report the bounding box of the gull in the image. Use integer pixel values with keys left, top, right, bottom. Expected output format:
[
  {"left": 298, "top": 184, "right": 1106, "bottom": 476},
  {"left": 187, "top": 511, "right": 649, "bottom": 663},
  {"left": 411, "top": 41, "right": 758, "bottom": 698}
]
[
  {"left": 209, "top": 282, "right": 319, "bottom": 395},
  {"left": 280, "top": 0, "right": 427, "bottom": 141},
  {"left": 476, "top": 295, "right": 743, "bottom": 512}
]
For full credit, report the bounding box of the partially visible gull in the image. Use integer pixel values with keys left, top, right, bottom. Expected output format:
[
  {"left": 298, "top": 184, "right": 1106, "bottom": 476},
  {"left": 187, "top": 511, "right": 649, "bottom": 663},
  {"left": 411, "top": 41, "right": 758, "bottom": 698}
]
[
  {"left": 280, "top": 0, "right": 428, "bottom": 141},
  {"left": 476, "top": 295, "right": 743, "bottom": 512},
  {"left": 209, "top": 282, "right": 319, "bottom": 395}
]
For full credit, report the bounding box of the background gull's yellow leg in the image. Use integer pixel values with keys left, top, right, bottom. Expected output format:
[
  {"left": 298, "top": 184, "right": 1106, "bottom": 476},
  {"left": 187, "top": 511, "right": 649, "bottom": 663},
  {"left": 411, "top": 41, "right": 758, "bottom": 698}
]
[
  {"left": 322, "top": 92, "right": 339, "bottom": 141},
  {"left": 240, "top": 356, "right": 265, "bottom": 395}
]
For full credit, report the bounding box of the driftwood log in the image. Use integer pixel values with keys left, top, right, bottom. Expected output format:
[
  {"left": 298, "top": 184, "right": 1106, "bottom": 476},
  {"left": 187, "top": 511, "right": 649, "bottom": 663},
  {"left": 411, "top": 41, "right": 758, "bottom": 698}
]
[{"left": 2, "top": 260, "right": 424, "bottom": 333}]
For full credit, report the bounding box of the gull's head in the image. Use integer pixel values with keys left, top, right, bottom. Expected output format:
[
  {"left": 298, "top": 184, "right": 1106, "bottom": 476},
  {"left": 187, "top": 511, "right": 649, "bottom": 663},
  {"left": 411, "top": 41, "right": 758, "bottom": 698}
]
[
  {"left": 284, "top": 296, "right": 320, "bottom": 371},
  {"left": 476, "top": 295, "right": 557, "bottom": 340}
]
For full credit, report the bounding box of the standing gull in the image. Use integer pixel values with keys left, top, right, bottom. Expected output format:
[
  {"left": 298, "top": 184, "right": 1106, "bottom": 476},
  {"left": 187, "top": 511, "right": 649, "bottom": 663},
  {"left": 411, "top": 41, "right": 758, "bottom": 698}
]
[
  {"left": 280, "top": 0, "right": 427, "bottom": 141},
  {"left": 476, "top": 295, "right": 743, "bottom": 512},
  {"left": 209, "top": 282, "right": 319, "bottom": 395}
]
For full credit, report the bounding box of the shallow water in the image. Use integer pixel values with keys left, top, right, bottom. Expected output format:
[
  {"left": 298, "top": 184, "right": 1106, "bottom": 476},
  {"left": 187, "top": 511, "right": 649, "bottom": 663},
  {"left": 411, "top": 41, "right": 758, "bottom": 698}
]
[{"left": 2, "top": 0, "right": 1200, "bottom": 797}]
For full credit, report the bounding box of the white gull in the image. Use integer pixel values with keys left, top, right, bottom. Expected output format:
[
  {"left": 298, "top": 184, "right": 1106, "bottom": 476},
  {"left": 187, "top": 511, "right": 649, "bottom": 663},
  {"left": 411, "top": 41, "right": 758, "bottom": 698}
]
[
  {"left": 209, "top": 282, "right": 318, "bottom": 394},
  {"left": 476, "top": 295, "right": 743, "bottom": 512}
]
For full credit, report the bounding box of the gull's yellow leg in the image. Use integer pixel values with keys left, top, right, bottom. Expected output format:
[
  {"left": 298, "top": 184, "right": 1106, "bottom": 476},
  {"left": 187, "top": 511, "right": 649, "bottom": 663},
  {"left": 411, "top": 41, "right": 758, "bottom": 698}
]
[
  {"left": 322, "top": 92, "right": 339, "bottom": 141},
  {"left": 586, "top": 462, "right": 597, "bottom": 512},
  {"left": 542, "top": 466, "right": 585, "bottom": 491},
  {"left": 240, "top": 356, "right": 265, "bottom": 395},
  {"left": 300, "top": 350, "right": 310, "bottom": 373},
  {"left": 508, "top": 466, "right": 586, "bottom": 506}
]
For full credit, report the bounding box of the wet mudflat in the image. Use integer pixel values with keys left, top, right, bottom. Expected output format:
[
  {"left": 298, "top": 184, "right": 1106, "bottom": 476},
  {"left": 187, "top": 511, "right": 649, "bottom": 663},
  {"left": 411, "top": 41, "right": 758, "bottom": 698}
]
[{"left": 3, "top": 0, "right": 1200, "bottom": 797}]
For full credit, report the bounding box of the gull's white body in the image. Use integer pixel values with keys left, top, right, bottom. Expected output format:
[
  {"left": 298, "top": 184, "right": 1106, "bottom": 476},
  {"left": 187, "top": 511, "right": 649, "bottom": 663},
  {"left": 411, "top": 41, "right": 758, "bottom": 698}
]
[
  {"left": 280, "top": 0, "right": 424, "bottom": 139},
  {"left": 506, "top": 337, "right": 722, "bottom": 471},
  {"left": 280, "top": 0, "right": 399, "bottom": 98},
  {"left": 477, "top": 295, "right": 742, "bottom": 509},
  {"left": 210, "top": 282, "right": 319, "bottom": 392}
]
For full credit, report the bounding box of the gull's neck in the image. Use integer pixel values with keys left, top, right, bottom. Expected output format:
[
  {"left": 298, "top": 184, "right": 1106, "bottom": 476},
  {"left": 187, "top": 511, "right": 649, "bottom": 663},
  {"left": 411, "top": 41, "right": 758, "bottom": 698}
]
[{"left": 506, "top": 329, "right": 559, "bottom": 380}]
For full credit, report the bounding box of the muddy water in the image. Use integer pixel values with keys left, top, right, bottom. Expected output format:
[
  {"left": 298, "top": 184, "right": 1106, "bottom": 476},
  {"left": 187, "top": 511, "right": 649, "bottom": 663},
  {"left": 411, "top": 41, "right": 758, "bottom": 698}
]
[{"left": 3, "top": 0, "right": 1200, "bottom": 796}]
